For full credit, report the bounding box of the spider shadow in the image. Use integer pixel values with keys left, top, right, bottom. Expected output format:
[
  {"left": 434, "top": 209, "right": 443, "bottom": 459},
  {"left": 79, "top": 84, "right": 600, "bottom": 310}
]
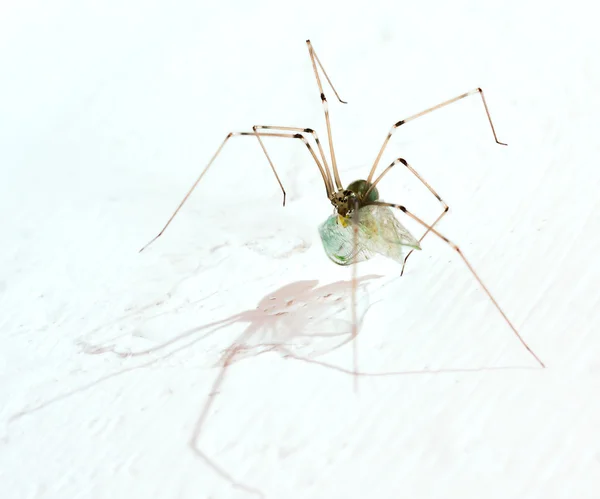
[
  {"left": 2, "top": 274, "right": 377, "bottom": 449},
  {"left": 3, "top": 275, "right": 537, "bottom": 499},
  {"left": 183, "top": 277, "right": 540, "bottom": 498},
  {"left": 80, "top": 273, "right": 381, "bottom": 362},
  {"left": 2, "top": 275, "right": 379, "bottom": 497}
]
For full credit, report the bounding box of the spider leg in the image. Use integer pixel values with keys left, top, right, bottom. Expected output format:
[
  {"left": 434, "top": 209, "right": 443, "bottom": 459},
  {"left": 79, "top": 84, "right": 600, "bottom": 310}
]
[
  {"left": 140, "top": 131, "right": 328, "bottom": 252},
  {"left": 306, "top": 40, "right": 348, "bottom": 190},
  {"left": 367, "top": 88, "right": 507, "bottom": 185},
  {"left": 252, "top": 125, "right": 335, "bottom": 195},
  {"left": 365, "top": 157, "right": 449, "bottom": 276},
  {"left": 370, "top": 201, "right": 545, "bottom": 368}
]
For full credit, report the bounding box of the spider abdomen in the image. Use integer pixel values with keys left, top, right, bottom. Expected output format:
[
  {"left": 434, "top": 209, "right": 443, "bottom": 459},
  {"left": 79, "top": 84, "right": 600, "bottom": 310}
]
[{"left": 346, "top": 179, "right": 379, "bottom": 202}]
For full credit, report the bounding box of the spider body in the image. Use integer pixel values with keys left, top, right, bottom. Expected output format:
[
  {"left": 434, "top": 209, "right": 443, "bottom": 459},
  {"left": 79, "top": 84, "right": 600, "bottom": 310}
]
[
  {"left": 140, "top": 39, "right": 545, "bottom": 370},
  {"left": 330, "top": 178, "right": 380, "bottom": 217}
]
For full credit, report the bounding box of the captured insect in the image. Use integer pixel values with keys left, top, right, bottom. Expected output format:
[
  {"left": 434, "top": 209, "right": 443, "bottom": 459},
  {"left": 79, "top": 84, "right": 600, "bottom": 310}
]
[{"left": 140, "top": 40, "right": 544, "bottom": 368}]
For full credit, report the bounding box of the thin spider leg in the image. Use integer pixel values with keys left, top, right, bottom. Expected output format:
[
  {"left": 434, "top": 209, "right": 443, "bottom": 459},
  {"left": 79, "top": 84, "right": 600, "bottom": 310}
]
[
  {"left": 401, "top": 208, "right": 447, "bottom": 277},
  {"left": 139, "top": 131, "right": 328, "bottom": 253},
  {"left": 369, "top": 201, "right": 545, "bottom": 368},
  {"left": 252, "top": 125, "right": 334, "bottom": 195},
  {"left": 364, "top": 158, "right": 450, "bottom": 276},
  {"left": 367, "top": 88, "right": 507, "bottom": 185},
  {"left": 306, "top": 40, "right": 347, "bottom": 190},
  {"left": 312, "top": 47, "right": 348, "bottom": 104},
  {"left": 364, "top": 157, "right": 406, "bottom": 198}
]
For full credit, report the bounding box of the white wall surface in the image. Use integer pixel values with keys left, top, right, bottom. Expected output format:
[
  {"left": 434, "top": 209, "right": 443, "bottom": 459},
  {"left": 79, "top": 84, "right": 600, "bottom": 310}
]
[{"left": 1, "top": 1, "right": 599, "bottom": 498}]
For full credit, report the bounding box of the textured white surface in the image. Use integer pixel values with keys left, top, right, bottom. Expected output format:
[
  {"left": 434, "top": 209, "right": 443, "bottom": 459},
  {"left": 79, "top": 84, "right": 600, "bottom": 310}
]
[{"left": 2, "top": 1, "right": 600, "bottom": 498}]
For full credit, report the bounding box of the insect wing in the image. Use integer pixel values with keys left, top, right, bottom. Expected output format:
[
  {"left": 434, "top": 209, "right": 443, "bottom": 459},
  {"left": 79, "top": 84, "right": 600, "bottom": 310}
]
[
  {"left": 361, "top": 205, "right": 420, "bottom": 263},
  {"left": 318, "top": 205, "right": 420, "bottom": 265},
  {"left": 318, "top": 214, "right": 375, "bottom": 265}
]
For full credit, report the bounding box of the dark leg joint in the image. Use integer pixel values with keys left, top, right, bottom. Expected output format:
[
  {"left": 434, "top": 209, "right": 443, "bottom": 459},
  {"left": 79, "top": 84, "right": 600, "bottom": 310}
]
[
  {"left": 394, "top": 120, "right": 405, "bottom": 128},
  {"left": 320, "top": 92, "right": 327, "bottom": 102},
  {"left": 303, "top": 128, "right": 314, "bottom": 133}
]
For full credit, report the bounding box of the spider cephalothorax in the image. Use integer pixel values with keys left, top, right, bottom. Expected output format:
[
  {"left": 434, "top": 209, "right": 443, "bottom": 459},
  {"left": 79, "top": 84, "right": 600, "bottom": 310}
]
[
  {"left": 330, "top": 179, "right": 380, "bottom": 217},
  {"left": 329, "top": 189, "right": 356, "bottom": 218}
]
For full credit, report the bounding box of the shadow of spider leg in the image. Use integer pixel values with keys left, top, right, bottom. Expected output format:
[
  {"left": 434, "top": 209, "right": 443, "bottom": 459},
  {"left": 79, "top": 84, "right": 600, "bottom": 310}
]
[
  {"left": 189, "top": 340, "right": 277, "bottom": 499},
  {"left": 371, "top": 200, "right": 545, "bottom": 369}
]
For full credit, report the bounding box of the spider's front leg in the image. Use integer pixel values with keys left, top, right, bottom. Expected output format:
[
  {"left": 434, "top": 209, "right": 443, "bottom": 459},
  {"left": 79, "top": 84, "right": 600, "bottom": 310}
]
[
  {"left": 251, "top": 125, "right": 335, "bottom": 195},
  {"left": 367, "top": 87, "right": 507, "bottom": 187},
  {"left": 305, "top": 40, "right": 348, "bottom": 190},
  {"left": 139, "top": 131, "right": 329, "bottom": 253}
]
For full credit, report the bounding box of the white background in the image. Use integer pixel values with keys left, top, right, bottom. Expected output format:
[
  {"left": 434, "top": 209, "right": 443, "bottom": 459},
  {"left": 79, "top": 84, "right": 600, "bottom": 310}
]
[{"left": 1, "top": 1, "right": 599, "bottom": 498}]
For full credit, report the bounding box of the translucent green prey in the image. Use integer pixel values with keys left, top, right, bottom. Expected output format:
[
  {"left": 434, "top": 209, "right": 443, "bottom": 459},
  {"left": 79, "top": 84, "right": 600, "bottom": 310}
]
[{"left": 319, "top": 189, "right": 420, "bottom": 266}]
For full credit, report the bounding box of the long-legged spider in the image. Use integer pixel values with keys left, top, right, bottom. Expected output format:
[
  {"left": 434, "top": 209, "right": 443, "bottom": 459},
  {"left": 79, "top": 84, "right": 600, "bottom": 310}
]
[{"left": 140, "top": 40, "right": 544, "bottom": 369}]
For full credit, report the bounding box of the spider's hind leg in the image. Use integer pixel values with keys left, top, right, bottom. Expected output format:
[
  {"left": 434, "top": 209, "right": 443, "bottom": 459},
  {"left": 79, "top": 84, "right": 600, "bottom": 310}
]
[{"left": 372, "top": 200, "right": 545, "bottom": 369}]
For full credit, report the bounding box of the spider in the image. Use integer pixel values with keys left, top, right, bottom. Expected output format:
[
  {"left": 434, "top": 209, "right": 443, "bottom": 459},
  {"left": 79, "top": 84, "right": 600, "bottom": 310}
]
[{"left": 140, "top": 40, "right": 544, "bottom": 368}]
